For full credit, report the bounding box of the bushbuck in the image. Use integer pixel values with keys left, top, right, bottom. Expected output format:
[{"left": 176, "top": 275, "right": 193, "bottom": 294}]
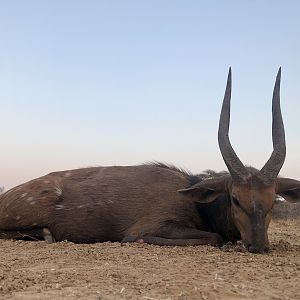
[{"left": 1, "top": 68, "right": 299, "bottom": 253}]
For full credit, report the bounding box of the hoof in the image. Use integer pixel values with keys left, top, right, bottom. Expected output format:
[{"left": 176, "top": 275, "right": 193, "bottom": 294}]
[{"left": 43, "top": 228, "right": 56, "bottom": 243}]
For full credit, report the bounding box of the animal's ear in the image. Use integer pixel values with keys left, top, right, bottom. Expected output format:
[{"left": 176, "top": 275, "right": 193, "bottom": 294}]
[
  {"left": 276, "top": 178, "right": 300, "bottom": 203},
  {"left": 178, "top": 176, "right": 229, "bottom": 203}
]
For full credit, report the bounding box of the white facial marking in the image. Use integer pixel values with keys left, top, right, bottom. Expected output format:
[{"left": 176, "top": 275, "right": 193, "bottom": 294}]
[{"left": 54, "top": 187, "right": 63, "bottom": 196}]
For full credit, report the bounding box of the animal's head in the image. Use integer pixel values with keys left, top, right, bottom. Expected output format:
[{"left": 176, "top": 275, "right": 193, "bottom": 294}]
[{"left": 180, "top": 68, "right": 300, "bottom": 253}]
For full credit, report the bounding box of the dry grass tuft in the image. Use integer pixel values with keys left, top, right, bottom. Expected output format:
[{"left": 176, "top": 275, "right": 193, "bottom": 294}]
[{"left": 272, "top": 200, "right": 300, "bottom": 219}]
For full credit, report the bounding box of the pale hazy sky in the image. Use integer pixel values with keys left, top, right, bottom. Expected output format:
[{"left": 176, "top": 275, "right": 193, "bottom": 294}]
[{"left": 1, "top": 1, "right": 300, "bottom": 190}]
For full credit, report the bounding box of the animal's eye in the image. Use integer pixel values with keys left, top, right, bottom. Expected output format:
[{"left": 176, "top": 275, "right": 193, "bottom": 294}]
[{"left": 232, "top": 196, "right": 240, "bottom": 207}]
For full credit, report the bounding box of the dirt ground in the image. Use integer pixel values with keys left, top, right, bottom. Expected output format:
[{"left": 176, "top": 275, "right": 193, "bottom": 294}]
[{"left": 0, "top": 218, "right": 299, "bottom": 300}]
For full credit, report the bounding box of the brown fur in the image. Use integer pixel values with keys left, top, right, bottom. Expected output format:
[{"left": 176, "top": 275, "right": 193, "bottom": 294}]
[
  {"left": 1, "top": 163, "right": 299, "bottom": 252},
  {"left": 0, "top": 165, "right": 218, "bottom": 244}
]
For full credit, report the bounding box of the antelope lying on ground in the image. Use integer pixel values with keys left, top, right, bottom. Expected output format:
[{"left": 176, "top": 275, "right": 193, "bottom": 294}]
[{"left": 1, "top": 68, "right": 299, "bottom": 253}]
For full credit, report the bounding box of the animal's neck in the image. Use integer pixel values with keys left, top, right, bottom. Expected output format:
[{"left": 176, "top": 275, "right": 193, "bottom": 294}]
[{"left": 195, "top": 194, "right": 241, "bottom": 243}]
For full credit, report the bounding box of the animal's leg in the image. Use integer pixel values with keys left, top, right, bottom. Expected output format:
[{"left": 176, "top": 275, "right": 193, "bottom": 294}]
[
  {"left": 158, "top": 225, "right": 222, "bottom": 240},
  {"left": 124, "top": 236, "right": 222, "bottom": 246},
  {"left": 0, "top": 228, "right": 56, "bottom": 243},
  {"left": 122, "top": 226, "right": 223, "bottom": 246},
  {"left": 0, "top": 228, "right": 44, "bottom": 241}
]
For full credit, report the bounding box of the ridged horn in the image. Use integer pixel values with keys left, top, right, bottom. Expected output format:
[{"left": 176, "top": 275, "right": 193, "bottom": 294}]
[
  {"left": 218, "top": 68, "right": 250, "bottom": 182},
  {"left": 260, "top": 68, "right": 286, "bottom": 182}
]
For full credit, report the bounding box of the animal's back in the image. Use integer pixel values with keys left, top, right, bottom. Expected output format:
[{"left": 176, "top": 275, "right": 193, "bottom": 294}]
[
  {"left": 1, "top": 165, "right": 200, "bottom": 242},
  {"left": 50, "top": 165, "right": 199, "bottom": 242}
]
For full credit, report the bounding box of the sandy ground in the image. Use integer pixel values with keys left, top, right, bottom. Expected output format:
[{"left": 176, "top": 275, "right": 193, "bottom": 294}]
[{"left": 0, "top": 219, "right": 299, "bottom": 300}]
